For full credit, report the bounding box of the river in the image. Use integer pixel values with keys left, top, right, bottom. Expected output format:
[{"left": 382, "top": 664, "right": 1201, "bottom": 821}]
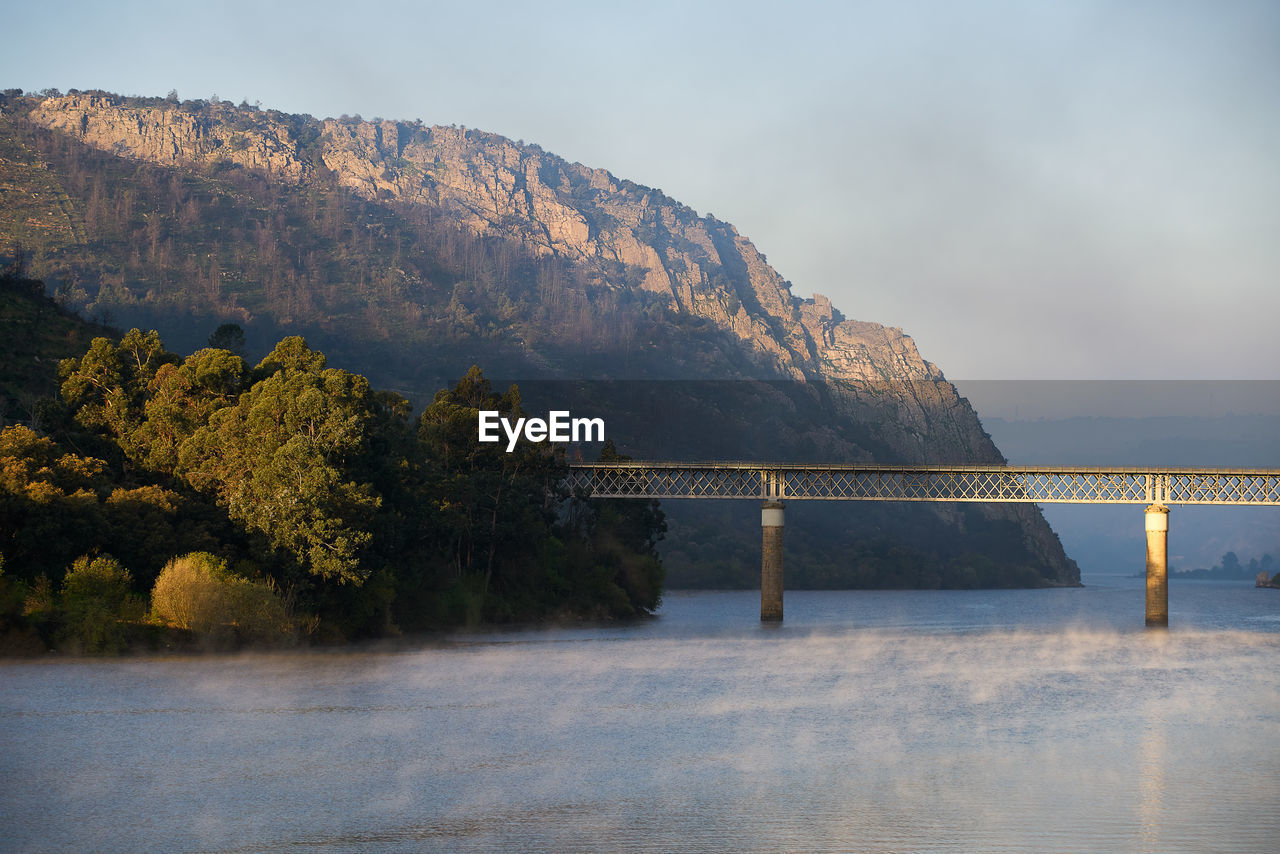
[{"left": 3, "top": 576, "right": 1278, "bottom": 852}]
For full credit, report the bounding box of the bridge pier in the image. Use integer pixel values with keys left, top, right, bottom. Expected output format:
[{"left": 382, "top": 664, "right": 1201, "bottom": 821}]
[
  {"left": 1145, "top": 504, "right": 1170, "bottom": 627},
  {"left": 761, "top": 501, "right": 785, "bottom": 621}
]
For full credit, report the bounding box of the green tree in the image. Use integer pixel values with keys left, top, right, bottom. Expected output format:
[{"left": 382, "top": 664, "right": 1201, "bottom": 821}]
[
  {"left": 585, "top": 439, "right": 666, "bottom": 613},
  {"left": 179, "top": 337, "right": 382, "bottom": 585},
  {"left": 0, "top": 425, "right": 110, "bottom": 580},
  {"left": 416, "top": 366, "right": 566, "bottom": 606},
  {"left": 102, "top": 484, "right": 216, "bottom": 589},
  {"left": 0, "top": 424, "right": 221, "bottom": 588},
  {"left": 58, "top": 554, "right": 141, "bottom": 653},
  {"left": 135, "top": 347, "right": 246, "bottom": 473},
  {"left": 59, "top": 329, "right": 178, "bottom": 463},
  {"left": 0, "top": 554, "right": 48, "bottom": 654},
  {"left": 207, "top": 322, "right": 246, "bottom": 357},
  {"left": 406, "top": 369, "right": 666, "bottom": 624}
]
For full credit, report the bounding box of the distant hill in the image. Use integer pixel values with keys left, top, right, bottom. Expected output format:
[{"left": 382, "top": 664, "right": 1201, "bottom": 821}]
[{"left": 0, "top": 89, "right": 1079, "bottom": 588}]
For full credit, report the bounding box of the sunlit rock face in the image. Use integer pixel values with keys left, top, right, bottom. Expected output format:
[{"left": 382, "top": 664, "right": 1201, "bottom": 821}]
[
  {"left": 31, "top": 94, "right": 310, "bottom": 182},
  {"left": 29, "top": 95, "right": 975, "bottom": 443},
  {"left": 24, "top": 93, "right": 1078, "bottom": 585}
]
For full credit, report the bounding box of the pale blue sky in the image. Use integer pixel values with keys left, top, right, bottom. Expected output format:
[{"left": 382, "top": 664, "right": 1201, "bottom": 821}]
[{"left": 7, "top": 0, "right": 1278, "bottom": 380}]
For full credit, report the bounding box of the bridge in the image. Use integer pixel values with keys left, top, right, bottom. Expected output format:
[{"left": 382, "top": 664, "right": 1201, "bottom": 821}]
[{"left": 568, "top": 463, "right": 1280, "bottom": 625}]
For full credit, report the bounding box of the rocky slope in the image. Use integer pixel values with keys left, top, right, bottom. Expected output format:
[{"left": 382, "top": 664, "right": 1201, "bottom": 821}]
[
  {"left": 10, "top": 90, "right": 1078, "bottom": 585},
  {"left": 28, "top": 93, "right": 990, "bottom": 460}
]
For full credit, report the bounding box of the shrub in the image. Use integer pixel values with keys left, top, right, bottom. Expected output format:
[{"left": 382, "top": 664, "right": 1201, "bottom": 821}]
[
  {"left": 149, "top": 551, "right": 225, "bottom": 632},
  {"left": 150, "top": 553, "right": 296, "bottom": 646},
  {"left": 59, "top": 555, "right": 143, "bottom": 653}
]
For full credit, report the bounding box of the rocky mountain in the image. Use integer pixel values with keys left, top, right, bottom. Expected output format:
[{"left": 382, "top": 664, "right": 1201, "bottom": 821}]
[{"left": 1, "top": 89, "right": 1078, "bottom": 587}]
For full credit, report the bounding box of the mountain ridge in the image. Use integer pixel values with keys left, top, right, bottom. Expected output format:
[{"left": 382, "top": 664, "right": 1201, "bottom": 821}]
[{"left": 20, "top": 91, "right": 990, "bottom": 460}]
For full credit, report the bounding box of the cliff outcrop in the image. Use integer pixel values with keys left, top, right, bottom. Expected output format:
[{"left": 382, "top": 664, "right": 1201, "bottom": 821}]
[
  {"left": 10, "top": 91, "right": 1078, "bottom": 586},
  {"left": 26, "top": 94, "right": 988, "bottom": 455},
  {"left": 31, "top": 94, "right": 308, "bottom": 182}
]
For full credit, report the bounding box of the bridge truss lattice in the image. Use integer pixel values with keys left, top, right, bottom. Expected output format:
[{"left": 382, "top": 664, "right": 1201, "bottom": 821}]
[{"left": 569, "top": 463, "right": 1280, "bottom": 506}]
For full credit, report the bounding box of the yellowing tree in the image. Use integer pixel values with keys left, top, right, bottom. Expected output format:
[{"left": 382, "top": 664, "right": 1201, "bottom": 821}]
[{"left": 151, "top": 552, "right": 295, "bottom": 645}]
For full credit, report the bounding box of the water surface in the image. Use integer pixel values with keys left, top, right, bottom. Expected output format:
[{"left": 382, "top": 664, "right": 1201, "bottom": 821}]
[{"left": 3, "top": 577, "right": 1278, "bottom": 852}]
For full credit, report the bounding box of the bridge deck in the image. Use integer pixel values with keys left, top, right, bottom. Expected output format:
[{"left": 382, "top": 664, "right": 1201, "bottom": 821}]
[{"left": 569, "top": 463, "right": 1280, "bottom": 505}]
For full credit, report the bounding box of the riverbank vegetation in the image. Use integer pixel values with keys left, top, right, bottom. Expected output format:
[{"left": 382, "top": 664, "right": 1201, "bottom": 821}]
[{"left": 0, "top": 302, "right": 665, "bottom": 655}]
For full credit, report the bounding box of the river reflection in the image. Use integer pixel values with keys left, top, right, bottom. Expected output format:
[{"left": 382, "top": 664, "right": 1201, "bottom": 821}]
[{"left": 2, "top": 579, "right": 1279, "bottom": 852}]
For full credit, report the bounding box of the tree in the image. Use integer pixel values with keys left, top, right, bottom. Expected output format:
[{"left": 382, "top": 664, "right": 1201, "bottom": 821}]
[
  {"left": 1220, "top": 552, "right": 1242, "bottom": 577},
  {"left": 136, "top": 347, "right": 246, "bottom": 473},
  {"left": 207, "top": 322, "right": 246, "bottom": 357},
  {"left": 58, "top": 554, "right": 141, "bottom": 653},
  {"left": 59, "top": 329, "right": 177, "bottom": 463},
  {"left": 585, "top": 439, "right": 666, "bottom": 613},
  {"left": 151, "top": 551, "right": 296, "bottom": 646},
  {"left": 178, "top": 337, "right": 382, "bottom": 584},
  {"left": 0, "top": 425, "right": 110, "bottom": 580},
  {"left": 416, "top": 367, "right": 566, "bottom": 597},
  {"left": 15, "top": 321, "right": 673, "bottom": 639}
]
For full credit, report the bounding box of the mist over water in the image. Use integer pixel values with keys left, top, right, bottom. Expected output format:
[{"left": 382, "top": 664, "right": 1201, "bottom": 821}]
[{"left": 3, "top": 579, "right": 1278, "bottom": 853}]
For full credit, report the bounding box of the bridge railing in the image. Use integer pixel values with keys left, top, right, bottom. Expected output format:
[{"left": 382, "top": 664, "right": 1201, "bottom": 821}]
[{"left": 568, "top": 463, "right": 1280, "bottom": 505}]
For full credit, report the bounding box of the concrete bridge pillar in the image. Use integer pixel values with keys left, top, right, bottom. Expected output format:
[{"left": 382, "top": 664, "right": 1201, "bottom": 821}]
[
  {"left": 761, "top": 501, "right": 785, "bottom": 621},
  {"left": 1145, "top": 504, "right": 1170, "bottom": 627}
]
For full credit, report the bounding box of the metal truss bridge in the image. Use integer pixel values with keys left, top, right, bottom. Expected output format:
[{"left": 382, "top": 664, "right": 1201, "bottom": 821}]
[
  {"left": 568, "top": 462, "right": 1280, "bottom": 625},
  {"left": 568, "top": 462, "right": 1280, "bottom": 506}
]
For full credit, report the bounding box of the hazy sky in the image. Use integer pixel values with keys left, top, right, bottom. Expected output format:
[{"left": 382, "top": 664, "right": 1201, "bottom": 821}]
[{"left": 7, "top": 0, "right": 1278, "bottom": 380}]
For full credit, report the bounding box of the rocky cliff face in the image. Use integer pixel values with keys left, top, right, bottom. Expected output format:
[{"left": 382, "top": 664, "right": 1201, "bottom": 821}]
[
  {"left": 29, "top": 94, "right": 991, "bottom": 461},
  {"left": 31, "top": 94, "right": 308, "bottom": 182},
  {"left": 19, "top": 92, "right": 1077, "bottom": 585}
]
